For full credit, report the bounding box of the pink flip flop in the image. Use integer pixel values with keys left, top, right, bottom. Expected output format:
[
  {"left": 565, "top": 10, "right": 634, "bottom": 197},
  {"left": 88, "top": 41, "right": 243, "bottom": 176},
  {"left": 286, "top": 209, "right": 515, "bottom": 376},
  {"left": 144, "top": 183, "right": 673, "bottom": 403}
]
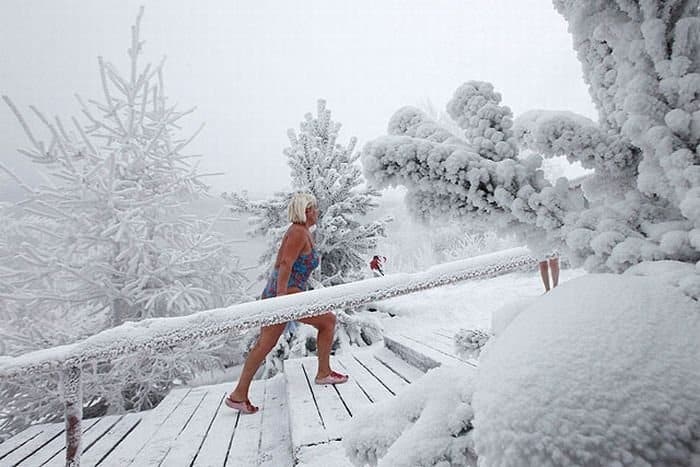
[
  {"left": 224, "top": 396, "right": 259, "bottom": 414},
  {"left": 315, "top": 370, "right": 349, "bottom": 385}
]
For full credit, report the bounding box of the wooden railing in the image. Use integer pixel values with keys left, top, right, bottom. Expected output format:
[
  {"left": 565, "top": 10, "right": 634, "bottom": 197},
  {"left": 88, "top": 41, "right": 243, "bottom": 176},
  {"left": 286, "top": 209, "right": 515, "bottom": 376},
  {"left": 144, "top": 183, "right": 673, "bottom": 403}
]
[{"left": 0, "top": 247, "right": 537, "bottom": 466}]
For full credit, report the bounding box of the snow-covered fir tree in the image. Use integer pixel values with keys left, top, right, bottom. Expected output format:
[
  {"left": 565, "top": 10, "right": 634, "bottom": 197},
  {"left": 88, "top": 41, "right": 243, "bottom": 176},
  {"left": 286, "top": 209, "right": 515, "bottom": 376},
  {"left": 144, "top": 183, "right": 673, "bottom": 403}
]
[
  {"left": 226, "top": 99, "right": 390, "bottom": 287},
  {"left": 0, "top": 9, "right": 247, "bottom": 440},
  {"left": 362, "top": 0, "right": 700, "bottom": 294}
]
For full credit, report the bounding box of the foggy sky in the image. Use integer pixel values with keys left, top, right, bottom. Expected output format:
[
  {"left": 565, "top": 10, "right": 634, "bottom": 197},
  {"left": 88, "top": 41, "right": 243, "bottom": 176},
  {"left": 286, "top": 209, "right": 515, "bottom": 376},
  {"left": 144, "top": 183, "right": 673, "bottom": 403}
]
[{"left": 0, "top": 0, "right": 597, "bottom": 197}]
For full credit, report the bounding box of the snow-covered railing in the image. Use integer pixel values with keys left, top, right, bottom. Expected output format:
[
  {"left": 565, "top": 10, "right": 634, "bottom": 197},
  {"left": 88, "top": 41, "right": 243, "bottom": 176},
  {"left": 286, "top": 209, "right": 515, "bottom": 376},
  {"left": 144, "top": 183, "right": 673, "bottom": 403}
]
[{"left": 0, "top": 247, "right": 537, "bottom": 466}]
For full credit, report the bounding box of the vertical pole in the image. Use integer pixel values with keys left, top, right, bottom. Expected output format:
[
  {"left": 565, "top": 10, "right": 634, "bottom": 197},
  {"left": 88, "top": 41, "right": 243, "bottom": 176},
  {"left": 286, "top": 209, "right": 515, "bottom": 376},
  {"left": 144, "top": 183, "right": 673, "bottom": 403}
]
[{"left": 62, "top": 365, "right": 82, "bottom": 467}]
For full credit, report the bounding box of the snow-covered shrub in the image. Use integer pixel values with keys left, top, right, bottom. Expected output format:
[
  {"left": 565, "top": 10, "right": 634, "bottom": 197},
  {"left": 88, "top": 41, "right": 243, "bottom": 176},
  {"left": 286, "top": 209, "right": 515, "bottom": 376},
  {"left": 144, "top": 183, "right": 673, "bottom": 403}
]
[
  {"left": 0, "top": 9, "right": 245, "bottom": 440},
  {"left": 343, "top": 365, "right": 477, "bottom": 467},
  {"left": 473, "top": 273, "right": 700, "bottom": 466},
  {"left": 362, "top": 0, "right": 700, "bottom": 272},
  {"left": 453, "top": 328, "right": 490, "bottom": 359}
]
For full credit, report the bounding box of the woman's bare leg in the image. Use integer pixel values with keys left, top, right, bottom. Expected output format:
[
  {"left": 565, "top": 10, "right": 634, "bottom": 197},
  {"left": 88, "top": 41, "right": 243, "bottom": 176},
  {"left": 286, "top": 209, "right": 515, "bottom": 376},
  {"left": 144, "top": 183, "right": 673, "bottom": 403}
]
[
  {"left": 538, "top": 260, "right": 551, "bottom": 292},
  {"left": 549, "top": 257, "right": 560, "bottom": 289},
  {"left": 298, "top": 312, "right": 337, "bottom": 378},
  {"left": 229, "top": 323, "right": 285, "bottom": 401}
]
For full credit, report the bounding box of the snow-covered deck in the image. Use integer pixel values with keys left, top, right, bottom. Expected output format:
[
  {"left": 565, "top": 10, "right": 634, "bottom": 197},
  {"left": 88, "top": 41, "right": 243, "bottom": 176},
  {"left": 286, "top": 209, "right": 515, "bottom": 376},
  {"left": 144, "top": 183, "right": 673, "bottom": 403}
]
[{"left": 2, "top": 343, "right": 456, "bottom": 466}]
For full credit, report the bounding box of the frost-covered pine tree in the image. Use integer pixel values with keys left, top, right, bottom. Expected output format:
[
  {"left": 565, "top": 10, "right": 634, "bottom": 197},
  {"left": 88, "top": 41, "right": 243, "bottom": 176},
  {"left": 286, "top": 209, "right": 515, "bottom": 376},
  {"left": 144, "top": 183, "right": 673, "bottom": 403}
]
[
  {"left": 226, "top": 99, "right": 389, "bottom": 287},
  {"left": 0, "top": 8, "right": 246, "bottom": 440},
  {"left": 363, "top": 0, "right": 700, "bottom": 289}
]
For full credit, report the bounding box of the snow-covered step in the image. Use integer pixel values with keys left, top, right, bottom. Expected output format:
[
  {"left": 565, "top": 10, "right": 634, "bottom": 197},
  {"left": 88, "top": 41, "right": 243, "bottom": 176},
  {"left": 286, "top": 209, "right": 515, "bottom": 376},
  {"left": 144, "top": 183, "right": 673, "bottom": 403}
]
[
  {"left": 1, "top": 378, "right": 292, "bottom": 466},
  {"left": 284, "top": 346, "right": 426, "bottom": 465},
  {"left": 384, "top": 327, "right": 478, "bottom": 372}
]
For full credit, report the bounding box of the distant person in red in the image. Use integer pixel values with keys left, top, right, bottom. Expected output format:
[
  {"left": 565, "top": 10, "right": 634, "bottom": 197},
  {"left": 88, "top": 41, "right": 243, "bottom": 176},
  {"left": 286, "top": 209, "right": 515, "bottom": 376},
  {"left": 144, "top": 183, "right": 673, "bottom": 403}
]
[{"left": 370, "top": 255, "right": 386, "bottom": 276}]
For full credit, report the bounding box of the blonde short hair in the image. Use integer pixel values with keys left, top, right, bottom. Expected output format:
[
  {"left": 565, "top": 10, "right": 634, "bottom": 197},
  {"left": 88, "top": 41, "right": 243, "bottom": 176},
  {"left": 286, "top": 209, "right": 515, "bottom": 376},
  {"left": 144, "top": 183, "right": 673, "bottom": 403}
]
[{"left": 288, "top": 192, "right": 318, "bottom": 224}]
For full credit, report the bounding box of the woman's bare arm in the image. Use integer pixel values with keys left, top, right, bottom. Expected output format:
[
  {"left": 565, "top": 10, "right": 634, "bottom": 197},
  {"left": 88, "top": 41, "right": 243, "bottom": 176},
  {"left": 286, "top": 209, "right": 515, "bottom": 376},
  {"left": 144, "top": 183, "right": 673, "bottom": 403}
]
[{"left": 276, "top": 225, "right": 308, "bottom": 296}]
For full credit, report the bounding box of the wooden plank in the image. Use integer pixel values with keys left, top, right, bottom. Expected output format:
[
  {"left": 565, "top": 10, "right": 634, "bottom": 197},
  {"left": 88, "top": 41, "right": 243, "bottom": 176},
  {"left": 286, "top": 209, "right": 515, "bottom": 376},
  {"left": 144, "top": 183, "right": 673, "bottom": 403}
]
[
  {"left": 373, "top": 347, "right": 426, "bottom": 383},
  {"left": 79, "top": 412, "right": 142, "bottom": 466},
  {"left": 190, "top": 387, "right": 239, "bottom": 467},
  {"left": 333, "top": 354, "right": 393, "bottom": 404},
  {"left": 105, "top": 387, "right": 192, "bottom": 465},
  {"left": 398, "top": 333, "right": 464, "bottom": 364},
  {"left": 434, "top": 328, "right": 456, "bottom": 340},
  {"left": 284, "top": 358, "right": 328, "bottom": 448},
  {"left": 402, "top": 331, "right": 461, "bottom": 360},
  {"left": 0, "top": 424, "right": 45, "bottom": 461},
  {"left": 329, "top": 356, "right": 373, "bottom": 418},
  {"left": 351, "top": 352, "right": 409, "bottom": 395},
  {"left": 12, "top": 417, "right": 100, "bottom": 466},
  {"left": 430, "top": 330, "right": 459, "bottom": 349},
  {"left": 258, "top": 375, "right": 293, "bottom": 467},
  {"left": 42, "top": 415, "right": 123, "bottom": 467},
  {"left": 225, "top": 381, "right": 265, "bottom": 466},
  {"left": 0, "top": 421, "right": 64, "bottom": 466},
  {"left": 401, "top": 332, "right": 478, "bottom": 367},
  {"left": 299, "top": 358, "right": 351, "bottom": 442},
  {"left": 384, "top": 333, "right": 461, "bottom": 372},
  {"left": 159, "top": 385, "right": 229, "bottom": 467},
  {"left": 128, "top": 388, "right": 209, "bottom": 465}
]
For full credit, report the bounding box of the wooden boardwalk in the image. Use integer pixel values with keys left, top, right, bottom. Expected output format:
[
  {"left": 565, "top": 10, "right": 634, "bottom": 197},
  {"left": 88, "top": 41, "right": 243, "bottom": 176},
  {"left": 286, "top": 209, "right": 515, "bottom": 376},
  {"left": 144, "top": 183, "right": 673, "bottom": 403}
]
[{"left": 1, "top": 337, "right": 471, "bottom": 466}]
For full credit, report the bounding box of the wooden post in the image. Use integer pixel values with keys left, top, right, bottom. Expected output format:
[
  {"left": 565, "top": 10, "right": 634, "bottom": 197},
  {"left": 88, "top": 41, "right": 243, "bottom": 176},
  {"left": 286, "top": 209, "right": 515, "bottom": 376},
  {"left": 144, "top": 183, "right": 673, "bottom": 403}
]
[{"left": 62, "top": 365, "right": 82, "bottom": 467}]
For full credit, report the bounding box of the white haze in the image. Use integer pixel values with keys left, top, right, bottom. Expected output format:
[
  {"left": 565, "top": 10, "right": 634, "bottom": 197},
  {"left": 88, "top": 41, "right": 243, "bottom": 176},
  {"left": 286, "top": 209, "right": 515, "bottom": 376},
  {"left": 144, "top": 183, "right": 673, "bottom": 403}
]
[{"left": 0, "top": 0, "right": 596, "bottom": 199}]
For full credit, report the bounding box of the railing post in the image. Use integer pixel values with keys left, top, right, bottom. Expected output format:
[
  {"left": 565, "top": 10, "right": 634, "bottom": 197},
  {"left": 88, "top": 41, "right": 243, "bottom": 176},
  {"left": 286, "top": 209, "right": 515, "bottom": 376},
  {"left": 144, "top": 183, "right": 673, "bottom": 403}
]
[{"left": 62, "top": 365, "right": 82, "bottom": 467}]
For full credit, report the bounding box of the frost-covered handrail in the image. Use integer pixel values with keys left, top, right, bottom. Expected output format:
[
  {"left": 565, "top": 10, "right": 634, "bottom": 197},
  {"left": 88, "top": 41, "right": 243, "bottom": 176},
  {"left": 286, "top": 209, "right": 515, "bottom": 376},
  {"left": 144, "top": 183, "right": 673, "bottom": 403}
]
[{"left": 0, "top": 247, "right": 536, "bottom": 379}]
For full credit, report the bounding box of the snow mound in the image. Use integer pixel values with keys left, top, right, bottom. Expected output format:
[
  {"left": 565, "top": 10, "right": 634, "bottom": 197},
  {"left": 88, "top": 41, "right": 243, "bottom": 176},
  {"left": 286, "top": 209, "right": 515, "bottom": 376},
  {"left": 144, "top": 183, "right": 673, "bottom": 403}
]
[
  {"left": 491, "top": 296, "right": 536, "bottom": 335},
  {"left": 473, "top": 273, "right": 700, "bottom": 466},
  {"left": 343, "top": 365, "right": 477, "bottom": 467}
]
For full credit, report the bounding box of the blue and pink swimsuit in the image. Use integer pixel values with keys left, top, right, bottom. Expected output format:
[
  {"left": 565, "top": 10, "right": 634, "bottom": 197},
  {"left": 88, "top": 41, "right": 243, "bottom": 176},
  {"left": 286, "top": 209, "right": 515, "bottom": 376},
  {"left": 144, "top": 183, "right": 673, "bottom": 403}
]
[{"left": 261, "top": 248, "right": 320, "bottom": 299}]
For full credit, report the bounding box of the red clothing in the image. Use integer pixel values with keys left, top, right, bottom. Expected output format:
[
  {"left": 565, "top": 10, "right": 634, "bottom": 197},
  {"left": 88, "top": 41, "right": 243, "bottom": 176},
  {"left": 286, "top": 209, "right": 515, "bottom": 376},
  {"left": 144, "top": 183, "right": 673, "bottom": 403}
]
[{"left": 370, "top": 256, "right": 386, "bottom": 275}]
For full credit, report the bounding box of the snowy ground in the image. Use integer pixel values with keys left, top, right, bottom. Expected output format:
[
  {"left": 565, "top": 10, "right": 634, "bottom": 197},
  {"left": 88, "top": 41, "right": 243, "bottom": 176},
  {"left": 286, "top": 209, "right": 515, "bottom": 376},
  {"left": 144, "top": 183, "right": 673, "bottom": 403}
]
[{"left": 373, "top": 266, "right": 586, "bottom": 337}]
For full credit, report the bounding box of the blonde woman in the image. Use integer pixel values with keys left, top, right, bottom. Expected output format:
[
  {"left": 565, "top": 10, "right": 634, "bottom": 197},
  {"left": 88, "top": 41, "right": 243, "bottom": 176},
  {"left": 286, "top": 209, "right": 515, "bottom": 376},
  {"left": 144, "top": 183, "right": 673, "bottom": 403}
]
[{"left": 226, "top": 192, "right": 348, "bottom": 414}]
